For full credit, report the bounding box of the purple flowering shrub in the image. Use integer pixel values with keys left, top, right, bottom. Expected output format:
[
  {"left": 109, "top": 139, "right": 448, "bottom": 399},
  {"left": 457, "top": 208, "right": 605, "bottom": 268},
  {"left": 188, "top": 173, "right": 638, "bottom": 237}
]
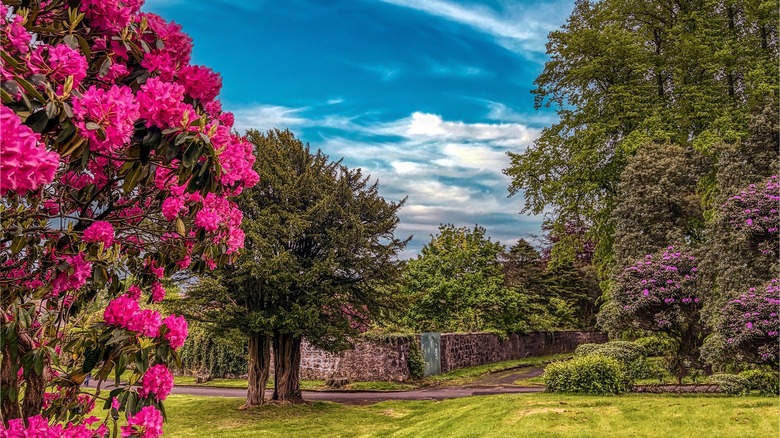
[
  {"left": 614, "top": 246, "right": 706, "bottom": 381},
  {"left": 721, "top": 175, "right": 780, "bottom": 256},
  {"left": 718, "top": 279, "right": 780, "bottom": 367}
]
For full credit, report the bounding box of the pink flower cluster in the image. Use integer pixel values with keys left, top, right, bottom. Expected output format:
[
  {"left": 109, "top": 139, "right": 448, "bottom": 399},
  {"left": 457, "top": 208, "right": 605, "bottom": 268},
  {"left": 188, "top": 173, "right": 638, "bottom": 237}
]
[
  {"left": 136, "top": 77, "right": 187, "bottom": 129},
  {"left": 0, "top": 415, "right": 107, "bottom": 437},
  {"left": 72, "top": 85, "right": 140, "bottom": 153},
  {"left": 616, "top": 246, "right": 701, "bottom": 329},
  {"left": 162, "top": 315, "right": 188, "bottom": 350},
  {"left": 51, "top": 253, "right": 93, "bottom": 296},
  {"left": 103, "top": 294, "right": 162, "bottom": 338},
  {"left": 719, "top": 279, "right": 780, "bottom": 364},
  {"left": 121, "top": 406, "right": 164, "bottom": 438},
  {"left": 83, "top": 221, "right": 115, "bottom": 247},
  {"left": 177, "top": 65, "right": 222, "bottom": 102},
  {"left": 80, "top": 0, "right": 145, "bottom": 32},
  {"left": 138, "top": 364, "right": 174, "bottom": 401},
  {"left": 195, "top": 193, "right": 245, "bottom": 254},
  {"left": 721, "top": 175, "right": 780, "bottom": 255},
  {"left": 30, "top": 44, "right": 90, "bottom": 91},
  {"left": 0, "top": 106, "right": 60, "bottom": 196}
]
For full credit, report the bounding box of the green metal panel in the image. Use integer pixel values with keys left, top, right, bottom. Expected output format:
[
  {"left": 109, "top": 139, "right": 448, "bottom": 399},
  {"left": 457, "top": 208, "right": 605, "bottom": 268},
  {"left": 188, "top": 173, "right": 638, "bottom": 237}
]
[{"left": 419, "top": 332, "right": 441, "bottom": 376}]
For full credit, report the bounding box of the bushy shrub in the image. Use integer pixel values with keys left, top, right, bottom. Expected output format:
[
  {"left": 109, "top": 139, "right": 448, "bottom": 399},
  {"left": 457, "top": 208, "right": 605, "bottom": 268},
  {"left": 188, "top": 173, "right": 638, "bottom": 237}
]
[
  {"left": 739, "top": 369, "right": 780, "bottom": 395},
  {"left": 407, "top": 339, "right": 426, "bottom": 380},
  {"left": 180, "top": 328, "right": 248, "bottom": 378},
  {"left": 708, "top": 374, "right": 750, "bottom": 396},
  {"left": 635, "top": 335, "right": 676, "bottom": 357},
  {"left": 574, "top": 341, "right": 651, "bottom": 380},
  {"left": 543, "top": 355, "right": 630, "bottom": 395}
]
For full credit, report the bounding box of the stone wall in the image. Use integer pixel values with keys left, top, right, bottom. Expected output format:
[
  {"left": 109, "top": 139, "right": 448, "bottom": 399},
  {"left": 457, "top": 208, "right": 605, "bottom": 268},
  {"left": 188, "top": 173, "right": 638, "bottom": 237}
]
[
  {"left": 299, "top": 336, "right": 412, "bottom": 381},
  {"left": 298, "top": 331, "right": 606, "bottom": 381},
  {"left": 439, "top": 331, "right": 607, "bottom": 373}
]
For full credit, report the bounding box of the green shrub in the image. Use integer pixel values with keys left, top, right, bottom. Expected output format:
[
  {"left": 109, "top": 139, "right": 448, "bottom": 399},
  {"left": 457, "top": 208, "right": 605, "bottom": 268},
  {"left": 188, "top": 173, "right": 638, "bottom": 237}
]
[
  {"left": 739, "top": 369, "right": 780, "bottom": 395},
  {"left": 543, "top": 355, "right": 630, "bottom": 395},
  {"left": 708, "top": 374, "right": 750, "bottom": 396},
  {"left": 407, "top": 339, "right": 426, "bottom": 380},
  {"left": 635, "top": 335, "right": 675, "bottom": 357},
  {"left": 574, "top": 341, "right": 651, "bottom": 380}
]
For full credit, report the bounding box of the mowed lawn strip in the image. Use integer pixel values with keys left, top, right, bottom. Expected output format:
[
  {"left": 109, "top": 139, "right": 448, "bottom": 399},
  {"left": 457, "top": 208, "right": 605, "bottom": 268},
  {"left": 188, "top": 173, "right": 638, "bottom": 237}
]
[{"left": 162, "top": 393, "right": 779, "bottom": 438}]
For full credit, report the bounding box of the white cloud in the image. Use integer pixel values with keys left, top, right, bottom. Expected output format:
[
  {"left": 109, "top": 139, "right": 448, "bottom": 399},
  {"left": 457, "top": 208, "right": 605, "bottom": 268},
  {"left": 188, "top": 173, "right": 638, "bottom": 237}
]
[
  {"left": 377, "top": 0, "right": 573, "bottom": 55},
  {"left": 229, "top": 102, "right": 544, "bottom": 257}
]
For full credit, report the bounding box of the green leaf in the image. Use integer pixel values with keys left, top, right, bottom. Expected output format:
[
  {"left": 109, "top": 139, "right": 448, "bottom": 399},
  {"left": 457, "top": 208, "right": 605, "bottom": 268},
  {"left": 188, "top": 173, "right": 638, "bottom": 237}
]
[
  {"left": 182, "top": 143, "right": 201, "bottom": 168},
  {"left": 33, "top": 352, "right": 43, "bottom": 376},
  {"left": 85, "top": 122, "right": 102, "bottom": 131},
  {"left": 24, "top": 110, "right": 49, "bottom": 133}
]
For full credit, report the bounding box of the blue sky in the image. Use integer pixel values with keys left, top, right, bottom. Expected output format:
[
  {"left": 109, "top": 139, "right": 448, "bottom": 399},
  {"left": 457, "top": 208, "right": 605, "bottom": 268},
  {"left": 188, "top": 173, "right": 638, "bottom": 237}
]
[{"left": 144, "top": 0, "right": 574, "bottom": 257}]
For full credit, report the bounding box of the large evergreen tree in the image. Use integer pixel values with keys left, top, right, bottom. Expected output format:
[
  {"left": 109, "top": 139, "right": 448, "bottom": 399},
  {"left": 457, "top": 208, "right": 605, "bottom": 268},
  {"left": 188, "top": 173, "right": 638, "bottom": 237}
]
[{"left": 181, "top": 129, "right": 407, "bottom": 405}]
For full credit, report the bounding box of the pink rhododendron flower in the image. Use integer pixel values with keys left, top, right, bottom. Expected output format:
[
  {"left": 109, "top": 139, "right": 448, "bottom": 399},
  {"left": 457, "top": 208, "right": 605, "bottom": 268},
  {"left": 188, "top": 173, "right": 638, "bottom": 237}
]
[
  {"left": 136, "top": 77, "right": 187, "bottom": 129},
  {"left": 139, "top": 13, "right": 193, "bottom": 65},
  {"left": 138, "top": 364, "right": 174, "bottom": 401},
  {"left": 72, "top": 85, "right": 140, "bottom": 153},
  {"left": 104, "top": 294, "right": 140, "bottom": 328},
  {"left": 51, "top": 253, "right": 92, "bottom": 296},
  {"left": 121, "top": 405, "right": 164, "bottom": 438},
  {"left": 128, "top": 309, "right": 163, "bottom": 338},
  {"left": 162, "top": 315, "right": 188, "bottom": 350},
  {"left": 177, "top": 64, "right": 222, "bottom": 102},
  {"left": 80, "top": 0, "right": 144, "bottom": 32},
  {"left": 127, "top": 285, "right": 143, "bottom": 300},
  {"left": 83, "top": 221, "right": 115, "bottom": 247},
  {"left": 0, "top": 106, "right": 60, "bottom": 196},
  {"left": 0, "top": 414, "right": 106, "bottom": 437},
  {"left": 151, "top": 282, "right": 165, "bottom": 302},
  {"left": 1, "top": 7, "right": 31, "bottom": 54},
  {"left": 161, "top": 196, "right": 186, "bottom": 221},
  {"left": 43, "top": 44, "right": 88, "bottom": 89}
]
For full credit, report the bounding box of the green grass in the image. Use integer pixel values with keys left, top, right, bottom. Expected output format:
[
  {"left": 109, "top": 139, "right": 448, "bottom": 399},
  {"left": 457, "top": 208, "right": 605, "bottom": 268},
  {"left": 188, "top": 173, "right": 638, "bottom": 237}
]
[
  {"left": 422, "top": 353, "right": 572, "bottom": 386},
  {"left": 161, "top": 393, "right": 780, "bottom": 437}
]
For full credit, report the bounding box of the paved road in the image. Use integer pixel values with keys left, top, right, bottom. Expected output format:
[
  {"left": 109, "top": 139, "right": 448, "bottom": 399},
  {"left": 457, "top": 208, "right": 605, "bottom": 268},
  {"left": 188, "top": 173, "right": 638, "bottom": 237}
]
[{"left": 170, "top": 365, "right": 547, "bottom": 404}]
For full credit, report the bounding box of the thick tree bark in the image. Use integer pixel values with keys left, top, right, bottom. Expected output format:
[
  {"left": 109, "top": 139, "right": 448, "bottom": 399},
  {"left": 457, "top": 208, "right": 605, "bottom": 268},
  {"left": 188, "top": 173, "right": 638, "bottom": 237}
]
[
  {"left": 0, "top": 341, "right": 21, "bottom": 425},
  {"left": 245, "top": 332, "right": 271, "bottom": 407},
  {"left": 272, "top": 333, "right": 302, "bottom": 402},
  {"left": 0, "top": 324, "right": 49, "bottom": 424}
]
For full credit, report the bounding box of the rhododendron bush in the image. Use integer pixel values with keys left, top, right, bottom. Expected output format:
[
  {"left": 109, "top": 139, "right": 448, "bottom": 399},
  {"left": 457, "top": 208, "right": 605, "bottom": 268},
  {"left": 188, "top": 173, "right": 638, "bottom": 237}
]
[
  {"left": 717, "top": 279, "right": 780, "bottom": 367},
  {"left": 613, "top": 246, "right": 706, "bottom": 381},
  {"left": 0, "top": 0, "right": 257, "bottom": 435},
  {"left": 721, "top": 175, "right": 780, "bottom": 256}
]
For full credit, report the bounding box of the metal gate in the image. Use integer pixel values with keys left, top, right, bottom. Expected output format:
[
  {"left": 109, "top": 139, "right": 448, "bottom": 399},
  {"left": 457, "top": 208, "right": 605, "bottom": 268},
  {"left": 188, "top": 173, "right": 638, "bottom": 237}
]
[{"left": 419, "top": 332, "right": 441, "bottom": 376}]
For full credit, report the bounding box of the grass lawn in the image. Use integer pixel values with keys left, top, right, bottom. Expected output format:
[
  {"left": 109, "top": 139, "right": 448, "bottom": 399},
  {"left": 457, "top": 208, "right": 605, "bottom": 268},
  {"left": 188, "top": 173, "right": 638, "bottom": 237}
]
[{"left": 162, "top": 393, "right": 779, "bottom": 437}]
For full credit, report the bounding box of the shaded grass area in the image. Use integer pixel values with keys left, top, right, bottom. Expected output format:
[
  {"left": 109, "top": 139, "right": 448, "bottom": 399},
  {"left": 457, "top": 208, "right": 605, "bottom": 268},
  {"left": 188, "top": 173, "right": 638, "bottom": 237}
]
[{"left": 162, "top": 393, "right": 779, "bottom": 438}]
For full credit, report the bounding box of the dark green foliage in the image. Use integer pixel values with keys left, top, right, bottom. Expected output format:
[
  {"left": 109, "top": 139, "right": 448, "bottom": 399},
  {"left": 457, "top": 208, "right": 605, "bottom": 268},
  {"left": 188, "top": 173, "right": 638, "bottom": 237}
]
[
  {"left": 407, "top": 340, "right": 425, "bottom": 380},
  {"left": 611, "top": 143, "right": 706, "bottom": 265},
  {"left": 708, "top": 374, "right": 751, "bottom": 396},
  {"left": 179, "top": 327, "right": 248, "bottom": 379},
  {"left": 739, "top": 368, "right": 780, "bottom": 395},
  {"left": 542, "top": 259, "right": 601, "bottom": 329},
  {"left": 634, "top": 335, "right": 675, "bottom": 358},
  {"left": 399, "top": 225, "right": 526, "bottom": 333},
  {"left": 574, "top": 341, "right": 650, "bottom": 380},
  {"left": 543, "top": 355, "right": 630, "bottom": 395}
]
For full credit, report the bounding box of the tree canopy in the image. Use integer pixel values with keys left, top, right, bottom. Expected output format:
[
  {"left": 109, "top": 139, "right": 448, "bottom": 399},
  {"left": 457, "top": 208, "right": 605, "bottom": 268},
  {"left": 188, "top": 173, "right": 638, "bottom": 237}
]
[{"left": 181, "top": 129, "right": 407, "bottom": 405}]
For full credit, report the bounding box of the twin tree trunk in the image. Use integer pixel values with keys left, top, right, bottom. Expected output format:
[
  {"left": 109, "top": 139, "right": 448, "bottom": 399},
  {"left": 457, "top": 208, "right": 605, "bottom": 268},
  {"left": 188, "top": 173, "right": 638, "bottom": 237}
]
[
  {"left": 245, "top": 332, "right": 271, "bottom": 407},
  {"left": 245, "top": 332, "right": 302, "bottom": 406},
  {"left": 272, "top": 333, "right": 302, "bottom": 402},
  {"left": 0, "top": 326, "right": 50, "bottom": 425}
]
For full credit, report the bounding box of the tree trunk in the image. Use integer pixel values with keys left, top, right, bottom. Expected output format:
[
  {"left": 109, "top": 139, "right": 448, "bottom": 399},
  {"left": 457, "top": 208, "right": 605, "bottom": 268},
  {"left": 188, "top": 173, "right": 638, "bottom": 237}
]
[
  {"left": 0, "top": 341, "right": 21, "bottom": 425},
  {"left": 272, "top": 333, "right": 302, "bottom": 402},
  {"left": 245, "top": 332, "right": 271, "bottom": 407},
  {"left": 0, "top": 324, "right": 49, "bottom": 424}
]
